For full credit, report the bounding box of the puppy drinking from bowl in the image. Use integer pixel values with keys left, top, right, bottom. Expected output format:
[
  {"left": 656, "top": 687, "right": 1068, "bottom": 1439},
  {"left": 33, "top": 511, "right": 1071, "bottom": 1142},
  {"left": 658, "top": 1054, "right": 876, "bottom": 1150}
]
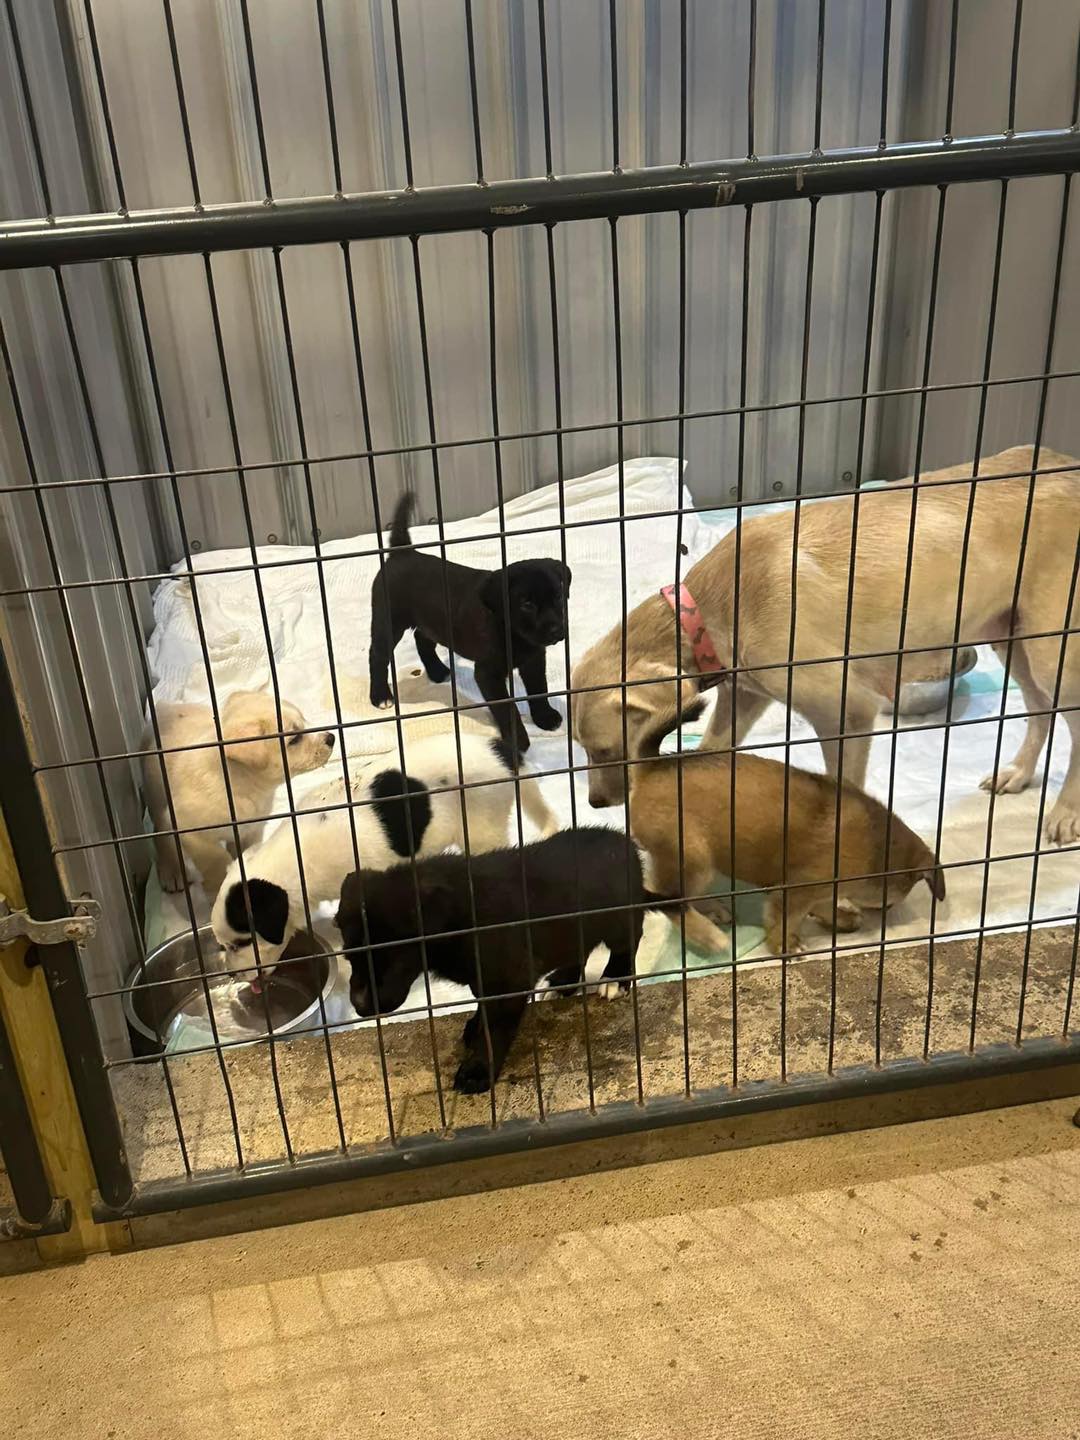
[
  {"left": 368, "top": 494, "right": 571, "bottom": 757},
  {"left": 142, "top": 690, "right": 335, "bottom": 898},
  {"left": 628, "top": 694, "right": 945, "bottom": 956},
  {"left": 212, "top": 732, "right": 557, "bottom": 978}
]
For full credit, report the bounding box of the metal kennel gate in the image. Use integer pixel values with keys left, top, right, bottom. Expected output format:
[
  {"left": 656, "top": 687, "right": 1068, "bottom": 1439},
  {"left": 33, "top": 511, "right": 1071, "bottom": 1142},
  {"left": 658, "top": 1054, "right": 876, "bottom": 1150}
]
[{"left": 0, "top": 0, "right": 1079, "bottom": 1223}]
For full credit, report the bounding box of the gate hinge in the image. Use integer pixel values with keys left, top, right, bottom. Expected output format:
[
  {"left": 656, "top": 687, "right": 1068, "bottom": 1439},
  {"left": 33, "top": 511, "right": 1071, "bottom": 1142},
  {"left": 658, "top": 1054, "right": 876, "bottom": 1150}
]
[{"left": 0, "top": 893, "right": 100, "bottom": 948}]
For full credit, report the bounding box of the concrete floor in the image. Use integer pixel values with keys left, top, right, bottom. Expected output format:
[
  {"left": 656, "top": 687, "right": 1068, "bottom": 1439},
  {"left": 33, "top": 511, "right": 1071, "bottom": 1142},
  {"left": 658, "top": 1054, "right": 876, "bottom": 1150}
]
[{"left": 3, "top": 1095, "right": 1078, "bottom": 1440}]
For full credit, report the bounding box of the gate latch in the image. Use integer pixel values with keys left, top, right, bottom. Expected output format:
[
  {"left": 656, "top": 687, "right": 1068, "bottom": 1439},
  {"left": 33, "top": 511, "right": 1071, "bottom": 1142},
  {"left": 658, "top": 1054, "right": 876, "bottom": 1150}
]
[{"left": 0, "top": 893, "right": 100, "bottom": 948}]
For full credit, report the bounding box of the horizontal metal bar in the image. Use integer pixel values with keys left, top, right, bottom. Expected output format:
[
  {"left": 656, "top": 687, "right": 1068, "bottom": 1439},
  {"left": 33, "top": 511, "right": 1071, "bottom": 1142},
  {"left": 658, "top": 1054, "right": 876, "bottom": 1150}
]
[
  {"left": 91, "top": 1032, "right": 1080, "bottom": 1221},
  {"left": 3, "top": 130, "right": 1080, "bottom": 270}
]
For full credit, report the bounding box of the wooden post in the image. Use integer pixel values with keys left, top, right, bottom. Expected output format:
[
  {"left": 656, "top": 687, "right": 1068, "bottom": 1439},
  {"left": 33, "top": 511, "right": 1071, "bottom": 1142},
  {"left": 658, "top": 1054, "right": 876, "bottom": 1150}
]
[{"left": 0, "top": 807, "right": 131, "bottom": 1262}]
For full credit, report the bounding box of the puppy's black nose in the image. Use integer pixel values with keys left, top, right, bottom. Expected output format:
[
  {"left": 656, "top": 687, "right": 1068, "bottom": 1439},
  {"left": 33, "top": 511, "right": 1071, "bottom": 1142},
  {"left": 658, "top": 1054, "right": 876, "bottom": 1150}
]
[{"left": 325, "top": 732, "right": 335, "bottom": 749}]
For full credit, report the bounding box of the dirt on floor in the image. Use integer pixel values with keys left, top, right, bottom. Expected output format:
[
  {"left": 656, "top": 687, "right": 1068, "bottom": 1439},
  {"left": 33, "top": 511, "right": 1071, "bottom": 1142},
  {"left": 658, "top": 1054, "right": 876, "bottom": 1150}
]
[
  {"left": 3, "top": 1093, "right": 1079, "bottom": 1440},
  {"left": 109, "top": 923, "right": 1076, "bottom": 1184}
]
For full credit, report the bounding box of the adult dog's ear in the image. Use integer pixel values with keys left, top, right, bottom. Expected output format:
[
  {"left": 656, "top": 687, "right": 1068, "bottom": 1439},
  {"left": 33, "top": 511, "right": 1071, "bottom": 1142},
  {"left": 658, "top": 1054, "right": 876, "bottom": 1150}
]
[
  {"left": 226, "top": 877, "right": 289, "bottom": 945},
  {"left": 919, "top": 864, "right": 947, "bottom": 902},
  {"left": 559, "top": 560, "right": 572, "bottom": 591}
]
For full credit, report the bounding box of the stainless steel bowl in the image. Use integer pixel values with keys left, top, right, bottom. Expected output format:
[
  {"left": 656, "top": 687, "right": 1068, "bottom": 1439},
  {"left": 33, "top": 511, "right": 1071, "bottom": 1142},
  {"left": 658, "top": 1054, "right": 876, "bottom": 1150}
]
[
  {"left": 125, "top": 926, "right": 334, "bottom": 1056},
  {"left": 897, "top": 645, "right": 978, "bottom": 716}
]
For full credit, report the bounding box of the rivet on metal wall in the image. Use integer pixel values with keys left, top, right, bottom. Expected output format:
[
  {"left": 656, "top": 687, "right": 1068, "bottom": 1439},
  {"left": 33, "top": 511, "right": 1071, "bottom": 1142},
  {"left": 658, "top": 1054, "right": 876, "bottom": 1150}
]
[
  {"left": 771, "top": 481, "right": 784, "bottom": 493},
  {"left": 267, "top": 533, "right": 278, "bottom": 543},
  {"left": 842, "top": 469, "right": 854, "bottom": 483}
]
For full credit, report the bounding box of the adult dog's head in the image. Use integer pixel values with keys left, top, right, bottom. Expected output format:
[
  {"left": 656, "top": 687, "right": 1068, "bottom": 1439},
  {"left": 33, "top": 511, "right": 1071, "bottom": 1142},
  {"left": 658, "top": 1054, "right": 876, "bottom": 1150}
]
[
  {"left": 571, "top": 647, "right": 701, "bottom": 808},
  {"left": 481, "top": 559, "right": 571, "bottom": 649}
]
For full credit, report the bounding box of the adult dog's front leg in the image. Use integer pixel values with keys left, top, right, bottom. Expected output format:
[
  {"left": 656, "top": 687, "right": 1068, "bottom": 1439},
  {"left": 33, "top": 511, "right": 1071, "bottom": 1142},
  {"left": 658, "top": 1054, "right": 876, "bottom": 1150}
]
[
  {"left": 475, "top": 659, "right": 530, "bottom": 758},
  {"left": 517, "top": 648, "right": 562, "bottom": 731}
]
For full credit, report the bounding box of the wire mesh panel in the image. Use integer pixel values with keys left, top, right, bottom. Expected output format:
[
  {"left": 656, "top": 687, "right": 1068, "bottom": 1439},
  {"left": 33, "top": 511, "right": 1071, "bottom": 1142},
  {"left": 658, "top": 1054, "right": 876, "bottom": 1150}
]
[{"left": 0, "top": 0, "right": 1078, "bottom": 1219}]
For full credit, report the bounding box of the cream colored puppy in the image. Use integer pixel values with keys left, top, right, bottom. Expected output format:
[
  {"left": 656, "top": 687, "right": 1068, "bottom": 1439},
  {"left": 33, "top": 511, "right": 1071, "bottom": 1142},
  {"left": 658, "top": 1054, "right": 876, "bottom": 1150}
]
[
  {"left": 142, "top": 690, "right": 335, "bottom": 897},
  {"left": 573, "top": 446, "right": 1080, "bottom": 844}
]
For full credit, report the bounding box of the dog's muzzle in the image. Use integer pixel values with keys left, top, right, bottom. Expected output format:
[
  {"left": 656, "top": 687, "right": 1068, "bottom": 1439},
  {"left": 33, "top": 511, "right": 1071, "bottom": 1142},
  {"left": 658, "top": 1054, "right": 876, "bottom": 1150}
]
[{"left": 324, "top": 732, "right": 336, "bottom": 749}]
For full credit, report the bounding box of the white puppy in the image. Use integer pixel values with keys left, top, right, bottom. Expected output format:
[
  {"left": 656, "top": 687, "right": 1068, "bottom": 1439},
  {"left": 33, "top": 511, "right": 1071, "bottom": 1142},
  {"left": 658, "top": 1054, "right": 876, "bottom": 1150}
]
[
  {"left": 143, "top": 690, "right": 336, "bottom": 898},
  {"left": 211, "top": 732, "right": 558, "bottom": 975}
]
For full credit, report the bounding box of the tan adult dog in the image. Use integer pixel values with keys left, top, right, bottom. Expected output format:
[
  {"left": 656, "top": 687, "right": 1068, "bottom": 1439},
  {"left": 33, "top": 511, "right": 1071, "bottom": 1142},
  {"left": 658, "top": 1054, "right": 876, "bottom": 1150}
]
[
  {"left": 142, "top": 690, "right": 335, "bottom": 897},
  {"left": 572, "top": 446, "right": 1080, "bottom": 844}
]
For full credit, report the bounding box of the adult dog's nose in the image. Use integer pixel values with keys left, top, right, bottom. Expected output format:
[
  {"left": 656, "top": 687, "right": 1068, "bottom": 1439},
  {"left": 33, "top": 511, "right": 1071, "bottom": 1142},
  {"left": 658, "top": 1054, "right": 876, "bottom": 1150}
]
[{"left": 325, "top": 732, "right": 336, "bottom": 749}]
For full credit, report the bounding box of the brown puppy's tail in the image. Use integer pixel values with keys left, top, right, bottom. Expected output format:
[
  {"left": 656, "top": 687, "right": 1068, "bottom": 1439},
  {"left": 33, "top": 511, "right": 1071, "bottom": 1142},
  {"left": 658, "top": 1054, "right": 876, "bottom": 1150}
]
[{"left": 388, "top": 493, "right": 414, "bottom": 548}]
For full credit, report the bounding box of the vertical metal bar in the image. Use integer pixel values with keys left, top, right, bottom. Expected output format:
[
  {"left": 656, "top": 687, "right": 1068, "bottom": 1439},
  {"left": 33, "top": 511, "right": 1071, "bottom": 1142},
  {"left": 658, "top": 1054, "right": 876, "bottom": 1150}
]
[
  {"left": 544, "top": 224, "right": 597, "bottom": 1107},
  {"left": 314, "top": 0, "right": 344, "bottom": 195},
  {"left": 536, "top": 0, "right": 554, "bottom": 178},
  {"left": 0, "top": 1002, "right": 64, "bottom": 1230},
  {"left": 314, "top": 11, "right": 400, "bottom": 1146},
  {"left": 0, "top": 640, "right": 131, "bottom": 1208},
  {"left": 813, "top": 0, "right": 826, "bottom": 152},
  {"left": 833, "top": 189, "right": 884, "bottom": 1072},
  {"left": 943, "top": 0, "right": 961, "bottom": 142},
  {"left": 236, "top": 0, "right": 273, "bottom": 199},
  {"left": 730, "top": 202, "right": 754, "bottom": 1088},
  {"left": 779, "top": 194, "right": 819, "bottom": 1079},
  {"left": 746, "top": 0, "right": 757, "bottom": 159},
  {"left": 485, "top": 228, "right": 546, "bottom": 1119},
  {"left": 610, "top": 215, "right": 645, "bottom": 1104},
  {"left": 1007, "top": 0, "right": 1025, "bottom": 135},
  {"left": 875, "top": 182, "right": 947, "bottom": 1061},
  {"left": 2, "top": 0, "right": 54, "bottom": 215},
  {"left": 464, "top": 0, "right": 485, "bottom": 184},
  {"left": 678, "top": 0, "right": 688, "bottom": 167},
  {"left": 923, "top": 179, "right": 1010, "bottom": 1056},
  {"left": 608, "top": 0, "right": 620, "bottom": 171},
  {"left": 879, "top": 0, "right": 892, "bottom": 147},
  {"left": 673, "top": 206, "right": 691, "bottom": 1095}
]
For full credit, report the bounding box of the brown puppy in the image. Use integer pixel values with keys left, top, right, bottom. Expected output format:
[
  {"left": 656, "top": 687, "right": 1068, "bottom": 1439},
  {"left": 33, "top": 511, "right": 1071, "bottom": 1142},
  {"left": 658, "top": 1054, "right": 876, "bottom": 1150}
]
[
  {"left": 628, "top": 700, "right": 944, "bottom": 956},
  {"left": 573, "top": 445, "right": 1080, "bottom": 844}
]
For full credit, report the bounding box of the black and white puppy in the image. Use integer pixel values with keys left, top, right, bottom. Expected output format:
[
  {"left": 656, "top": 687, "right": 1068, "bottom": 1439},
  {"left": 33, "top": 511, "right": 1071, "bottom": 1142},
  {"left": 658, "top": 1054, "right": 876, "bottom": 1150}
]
[
  {"left": 211, "top": 732, "right": 557, "bottom": 976},
  {"left": 338, "top": 827, "right": 649, "bottom": 1094},
  {"left": 368, "top": 494, "right": 572, "bottom": 757}
]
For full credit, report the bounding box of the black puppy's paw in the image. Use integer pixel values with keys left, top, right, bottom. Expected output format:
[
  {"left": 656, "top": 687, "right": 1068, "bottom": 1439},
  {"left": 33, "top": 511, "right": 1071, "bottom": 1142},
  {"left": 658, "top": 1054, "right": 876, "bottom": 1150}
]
[
  {"left": 529, "top": 700, "right": 563, "bottom": 731},
  {"left": 369, "top": 683, "right": 395, "bottom": 709},
  {"left": 453, "top": 1056, "right": 493, "bottom": 1094}
]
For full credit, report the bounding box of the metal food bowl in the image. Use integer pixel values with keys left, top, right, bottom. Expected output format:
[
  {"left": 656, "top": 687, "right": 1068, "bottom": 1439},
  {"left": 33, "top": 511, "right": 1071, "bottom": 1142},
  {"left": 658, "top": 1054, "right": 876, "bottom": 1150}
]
[
  {"left": 897, "top": 645, "right": 978, "bottom": 716},
  {"left": 125, "top": 926, "right": 334, "bottom": 1057}
]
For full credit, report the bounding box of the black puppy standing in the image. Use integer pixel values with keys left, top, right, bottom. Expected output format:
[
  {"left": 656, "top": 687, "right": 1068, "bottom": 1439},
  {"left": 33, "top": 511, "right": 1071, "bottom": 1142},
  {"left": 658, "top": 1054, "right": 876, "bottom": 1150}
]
[
  {"left": 337, "top": 828, "right": 649, "bottom": 1094},
  {"left": 368, "top": 494, "right": 571, "bottom": 755}
]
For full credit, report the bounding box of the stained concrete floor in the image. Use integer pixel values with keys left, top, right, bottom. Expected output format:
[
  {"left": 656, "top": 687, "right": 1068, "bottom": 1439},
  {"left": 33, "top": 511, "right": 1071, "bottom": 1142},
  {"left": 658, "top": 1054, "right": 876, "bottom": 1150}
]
[{"left": 3, "top": 1093, "right": 1079, "bottom": 1440}]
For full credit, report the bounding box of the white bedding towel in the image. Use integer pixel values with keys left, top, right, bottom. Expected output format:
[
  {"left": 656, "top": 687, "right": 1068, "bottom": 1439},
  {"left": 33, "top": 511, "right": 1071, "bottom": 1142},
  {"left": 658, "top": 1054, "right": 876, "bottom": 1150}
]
[{"left": 147, "top": 456, "right": 710, "bottom": 754}]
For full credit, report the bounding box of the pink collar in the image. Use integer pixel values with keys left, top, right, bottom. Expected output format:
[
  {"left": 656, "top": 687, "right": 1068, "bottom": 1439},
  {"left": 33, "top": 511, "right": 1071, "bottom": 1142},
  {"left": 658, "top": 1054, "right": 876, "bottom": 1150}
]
[{"left": 660, "top": 583, "right": 727, "bottom": 690}]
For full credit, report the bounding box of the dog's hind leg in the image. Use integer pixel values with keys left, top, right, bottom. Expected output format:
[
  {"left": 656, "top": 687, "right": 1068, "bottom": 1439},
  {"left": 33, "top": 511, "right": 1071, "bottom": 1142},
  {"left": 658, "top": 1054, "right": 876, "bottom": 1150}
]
[
  {"left": 980, "top": 640, "right": 1051, "bottom": 796},
  {"left": 368, "top": 582, "right": 405, "bottom": 709},
  {"left": 414, "top": 629, "right": 451, "bottom": 684}
]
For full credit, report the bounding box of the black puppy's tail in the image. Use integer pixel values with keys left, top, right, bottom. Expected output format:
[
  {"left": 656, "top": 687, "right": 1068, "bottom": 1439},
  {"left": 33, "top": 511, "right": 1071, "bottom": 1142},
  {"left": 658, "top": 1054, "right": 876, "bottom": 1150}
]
[{"left": 388, "top": 493, "right": 415, "bottom": 549}]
